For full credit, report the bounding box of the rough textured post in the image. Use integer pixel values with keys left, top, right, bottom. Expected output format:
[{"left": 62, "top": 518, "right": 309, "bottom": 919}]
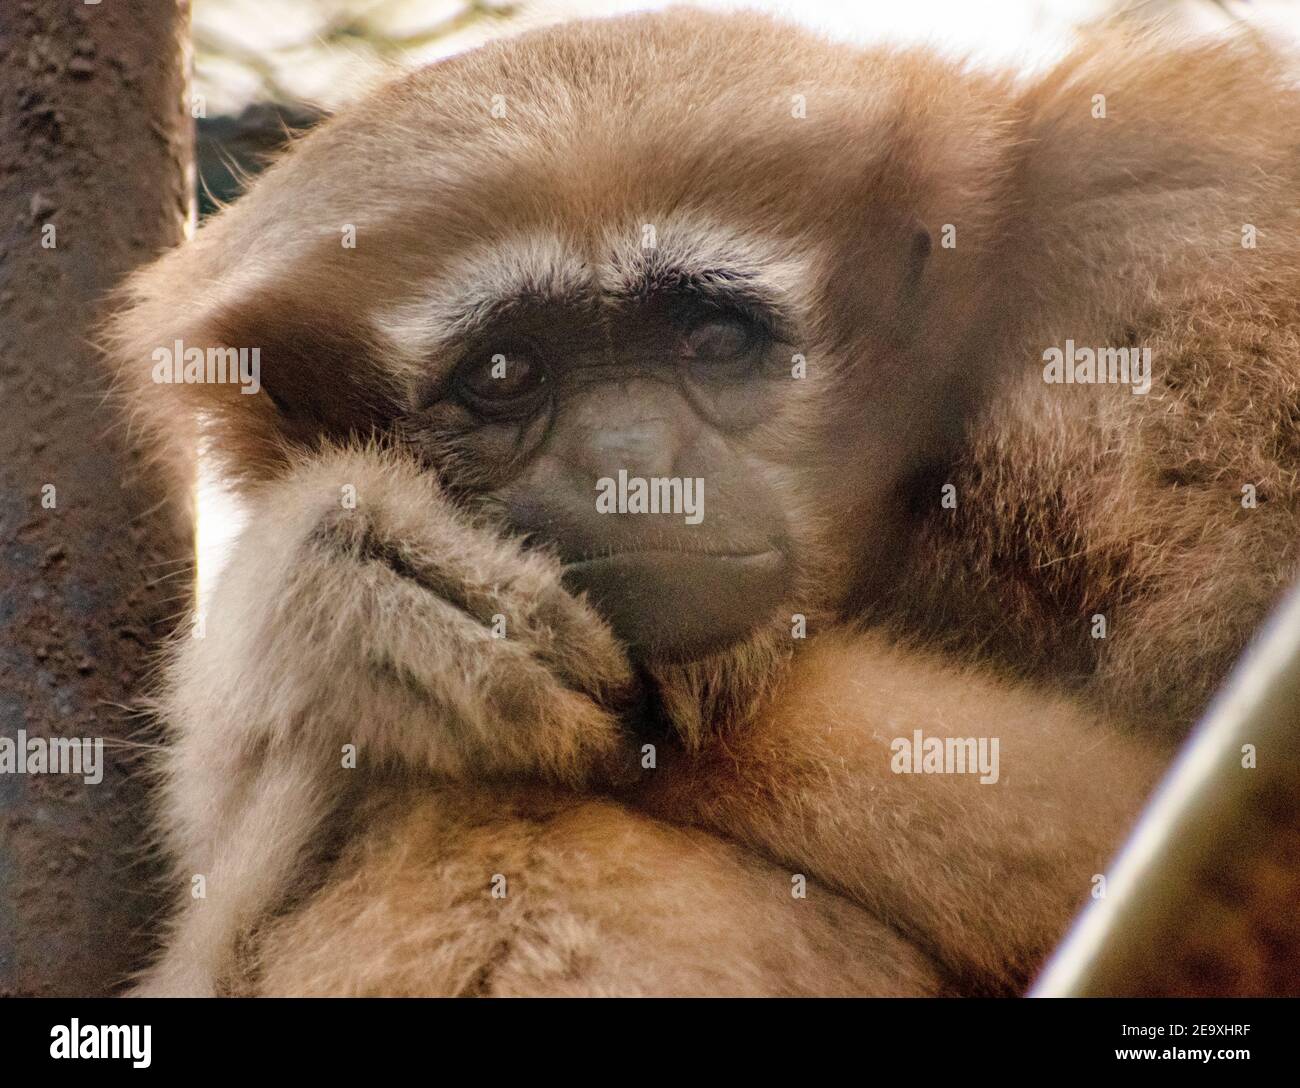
[{"left": 0, "top": 0, "right": 193, "bottom": 995}]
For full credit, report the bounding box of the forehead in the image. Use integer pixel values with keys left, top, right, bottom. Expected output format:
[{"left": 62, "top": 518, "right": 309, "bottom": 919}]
[{"left": 210, "top": 13, "right": 890, "bottom": 279}]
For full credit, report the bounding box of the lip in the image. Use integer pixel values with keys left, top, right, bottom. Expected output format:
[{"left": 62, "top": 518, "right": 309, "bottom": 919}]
[{"left": 561, "top": 547, "right": 789, "bottom": 663}]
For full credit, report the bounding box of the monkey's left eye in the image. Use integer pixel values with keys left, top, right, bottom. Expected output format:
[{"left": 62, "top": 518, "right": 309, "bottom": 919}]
[
  {"left": 681, "top": 315, "right": 757, "bottom": 358},
  {"left": 454, "top": 349, "right": 548, "bottom": 416},
  {"left": 679, "top": 314, "right": 766, "bottom": 378}
]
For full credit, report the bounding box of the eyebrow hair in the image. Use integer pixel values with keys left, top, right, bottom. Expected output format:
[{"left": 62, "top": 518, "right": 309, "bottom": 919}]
[
  {"left": 374, "top": 226, "right": 805, "bottom": 376},
  {"left": 371, "top": 236, "right": 595, "bottom": 369},
  {"left": 445, "top": 262, "right": 797, "bottom": 348},
  {"left": 604, "top": 221, "right": 806, "bottom": 335},
  {"left": 423, "top": 258, "right": 793, "bottom": 347},
  {"left": 436, "top": 245, "right": 596, "bottom": 342},
  {"left": 612, "top": 260, "right": 794, "bottom": 332},
  {"left": 442, "top": 278, "right": 594, "bottom": 341}
]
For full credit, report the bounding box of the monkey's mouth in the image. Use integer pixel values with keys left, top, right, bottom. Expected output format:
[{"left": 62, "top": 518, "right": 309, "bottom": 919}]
[{"left": 562, "top": 547, "right": 790, "bottom": 664}]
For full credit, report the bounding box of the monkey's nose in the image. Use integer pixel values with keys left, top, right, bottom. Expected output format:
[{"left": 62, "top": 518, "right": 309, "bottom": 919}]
[
  {"left": 587, "top": 419, "right": 676, "bottom": 476},
  {"left": 560, "top": 382, "right": 690, "bottom": 480}
]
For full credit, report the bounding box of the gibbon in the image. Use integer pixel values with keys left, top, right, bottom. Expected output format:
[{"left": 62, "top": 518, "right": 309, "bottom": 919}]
[{"left": 102, "top": 10, "right": 1300, "bottom": 996}]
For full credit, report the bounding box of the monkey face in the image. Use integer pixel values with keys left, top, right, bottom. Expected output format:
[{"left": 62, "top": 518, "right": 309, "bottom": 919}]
[{"left": 398, "top": 270, "right": 805, "bottom": 664}]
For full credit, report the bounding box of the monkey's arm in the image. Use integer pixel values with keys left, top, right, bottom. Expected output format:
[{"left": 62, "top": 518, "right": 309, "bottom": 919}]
[
  {"left": 137, "top": 445, "right": 636, "bottom": 995},
  {"left": 630, "top": 631, "right": 1164, "bottom": 995}
]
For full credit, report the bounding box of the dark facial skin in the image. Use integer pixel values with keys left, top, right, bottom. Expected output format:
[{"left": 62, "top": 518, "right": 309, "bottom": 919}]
[{"left": 404, "top": 292, "right": 799, "bottom": 664}]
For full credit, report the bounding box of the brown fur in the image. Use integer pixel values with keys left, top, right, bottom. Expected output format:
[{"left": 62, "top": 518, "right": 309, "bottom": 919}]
[
  {"left": 254, "top": 783, "right": 946, "bottom": 997},
  {"left": 100, "top": 10, "right": 1300, "bottom": 995}
]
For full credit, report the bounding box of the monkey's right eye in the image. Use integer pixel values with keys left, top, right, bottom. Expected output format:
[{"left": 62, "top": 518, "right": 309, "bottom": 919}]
[{"left": 454, "top": 350, "right": 548, "bottom": 416}]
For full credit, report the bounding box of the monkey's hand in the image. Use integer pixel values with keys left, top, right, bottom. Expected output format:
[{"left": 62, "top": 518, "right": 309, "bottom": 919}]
[
  {"left": 133, "top": 445, "right": 639, "bottom": 996},
  {"left": 178, "top": 444, "right": 640, "bottom": 785}
]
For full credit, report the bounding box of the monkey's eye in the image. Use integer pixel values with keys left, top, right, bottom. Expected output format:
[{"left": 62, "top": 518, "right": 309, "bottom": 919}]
[
  {"left": 681, "top": 315, "right": 756, "bottom": 358},
  {"left": 679, "top": 314, "right": 765, "bottom": 378},
  {"left": 454, "top": 349, "right": 548, "bottom": 416}
]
